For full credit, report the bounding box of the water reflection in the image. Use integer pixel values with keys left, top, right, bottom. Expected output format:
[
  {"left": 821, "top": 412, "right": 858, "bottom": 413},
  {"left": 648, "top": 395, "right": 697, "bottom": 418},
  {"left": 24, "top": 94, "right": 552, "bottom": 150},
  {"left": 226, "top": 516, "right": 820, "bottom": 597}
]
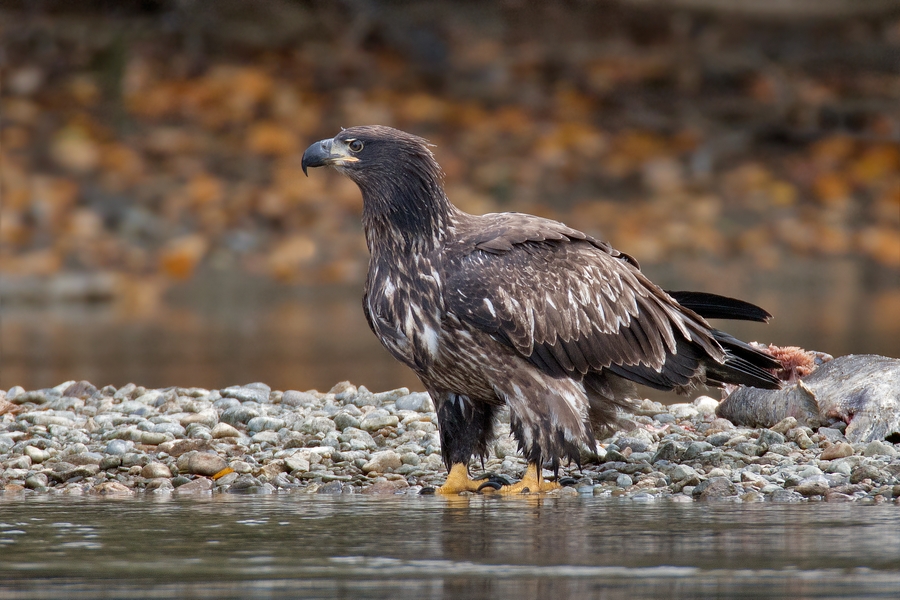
[
  {"left": 0, "top": 495, "right": 899, "bottom": 599},
  {"left": 1, "top": 258, "right": 897, "bottom": 393}
]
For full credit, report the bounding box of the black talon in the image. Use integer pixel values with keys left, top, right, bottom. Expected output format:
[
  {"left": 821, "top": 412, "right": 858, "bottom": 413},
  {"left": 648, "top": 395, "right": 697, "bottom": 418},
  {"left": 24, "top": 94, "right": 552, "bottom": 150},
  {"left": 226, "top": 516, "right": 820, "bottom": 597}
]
[
  {"left": 420, "top": 487, "right": 436, "bottom": 495},
  {"left": 477, "top": 481, "right": 503, "bottom": 492},
  {"left": 559, "top": 477, "right": 578, "bottom": 487},
  {"left": 475, "top": 473, "right": 513, "bottom": 487}
]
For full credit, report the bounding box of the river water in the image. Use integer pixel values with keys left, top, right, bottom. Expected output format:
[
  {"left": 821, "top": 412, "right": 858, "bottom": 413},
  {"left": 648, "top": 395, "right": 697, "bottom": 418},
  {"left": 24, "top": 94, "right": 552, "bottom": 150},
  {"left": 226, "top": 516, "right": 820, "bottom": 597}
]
[
  {"left": 2, "top": 258, "right": 898, "bottom": 394},
  {"left": 0, "top": 495, "right": 899, "bottom": 599}
]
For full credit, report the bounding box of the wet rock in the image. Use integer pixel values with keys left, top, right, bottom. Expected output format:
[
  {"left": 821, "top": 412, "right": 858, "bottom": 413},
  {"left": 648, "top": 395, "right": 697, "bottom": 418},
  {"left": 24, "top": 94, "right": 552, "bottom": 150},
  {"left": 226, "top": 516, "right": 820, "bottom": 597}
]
[
  {"left": 615, "top": 474, "right": 633, "bottom": 488},
  {"left": 174, "top": 477, "right": 214, "bottom": 494},
  {"left": 90, "top": 481, "right": 133, "bottom": 496}
]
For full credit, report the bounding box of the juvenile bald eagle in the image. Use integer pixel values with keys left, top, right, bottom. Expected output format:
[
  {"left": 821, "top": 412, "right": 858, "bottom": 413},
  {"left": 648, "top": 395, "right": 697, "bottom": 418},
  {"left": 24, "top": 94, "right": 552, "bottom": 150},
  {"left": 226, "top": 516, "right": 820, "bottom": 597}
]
[{"left": 302, "top": 125, "right": 780, "bottom": 494}]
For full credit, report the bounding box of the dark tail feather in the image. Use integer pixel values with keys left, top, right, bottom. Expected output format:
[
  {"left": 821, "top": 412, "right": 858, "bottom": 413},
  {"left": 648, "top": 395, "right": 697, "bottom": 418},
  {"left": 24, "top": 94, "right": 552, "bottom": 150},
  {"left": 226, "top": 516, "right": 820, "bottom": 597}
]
[
  {"left": 667, "top": 291, "right": 772, "bottom": 323},
  {"left": 705, "top": 328, "right": 782, "bottom": 390}
]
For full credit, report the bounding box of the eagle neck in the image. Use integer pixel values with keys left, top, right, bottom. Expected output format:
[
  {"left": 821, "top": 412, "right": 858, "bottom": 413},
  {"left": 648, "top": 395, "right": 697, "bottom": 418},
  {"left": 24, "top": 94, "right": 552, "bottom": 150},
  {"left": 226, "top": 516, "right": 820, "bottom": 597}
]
[{"left": 360, "top": 173, "right": 454, "bottom": 256}]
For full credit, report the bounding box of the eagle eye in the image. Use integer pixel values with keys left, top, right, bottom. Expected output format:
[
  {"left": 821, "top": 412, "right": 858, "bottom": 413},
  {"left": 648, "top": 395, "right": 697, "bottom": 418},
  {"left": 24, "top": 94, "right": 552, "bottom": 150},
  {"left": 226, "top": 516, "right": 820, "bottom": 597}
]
[{"left": 348, "top": 139, "right": 364, "bottom": 153}]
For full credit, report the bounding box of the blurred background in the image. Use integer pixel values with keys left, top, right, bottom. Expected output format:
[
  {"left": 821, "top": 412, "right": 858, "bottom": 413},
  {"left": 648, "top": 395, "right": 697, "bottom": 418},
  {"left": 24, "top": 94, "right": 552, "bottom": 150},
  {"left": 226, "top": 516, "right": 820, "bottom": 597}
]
[{"left": 1, "top": 0, "right": 898, "bottom": 395}]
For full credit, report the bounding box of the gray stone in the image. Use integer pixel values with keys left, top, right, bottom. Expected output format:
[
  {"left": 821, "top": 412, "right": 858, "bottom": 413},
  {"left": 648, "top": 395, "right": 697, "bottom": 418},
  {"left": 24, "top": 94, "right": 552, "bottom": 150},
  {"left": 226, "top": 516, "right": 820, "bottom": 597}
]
[
  {"left": 757, "top": 429, "right": 786, "bottom": 447},
  {"left": 215, "top": 472, "right": 240, "bottom": 486},
  {"left": 251, "top": 431, "right": 280, "bottom": 444},
  {"left": 140, "top": 431, "right": 170, "bottom": 445},
  {"left": 615, "top": 436, "right": 650, "bottom": 453},
  {"left": 25, "top": 473, "right": 49, "bottom": 490},
  {"left": 394, "top": 392, "right": 434, "bottom": 412},
  {"left": 282, "top": 390, "right": 319, "bottom": 407},
  {"left": 299, "top": 416, "right": 337, "bottom": 435},
  {"left": 211, "top": 423, "right": 241, "bottom": 438},
  {"left": 362, "top": 450, "right": 402, "bottom": 474},
  {"left": 333, "top": 412, "right": 361, "bottom": 431},
  {"left": 615, "top": 474, "right": 633, "bottom": 488},
  {"left": 707, "top": 432, "right": 733, "bottom": 447},
  {"left": 113, "top": 383, "right": 138, "bottom": 400},
  {"left": 24, "top": 446, "right": 49, "bottom": 464},
  {"left": 771, "top": 489, "right": 805, "bottom": 502},
  {"left": 223, "top": 385, "right": 269, "bottom": 404},
  {"left": 682, "top": 441, "right": 713, "bottom": 459},
  {"left": 818, "top": 427, "right": 847, "bottom": 444},
  {"left": 284, "top": 452, "right": 311, "bottom": 473},
  {"left": 105, "top": 439, "right": 134, "bottom": 455},
  {"left": 99, "top": 456, "right": 122, "bottom": 470},
  {"left": 692, "top": 477, "right": 737, "bottom": 500},
  {"left": 6, "top": 385, "right": 25, "bottom": 400},
  {"left": 671, "top": 464, "right": 698, "bottom": 481},
  {"left": 174, "top": 477, "right": 214, "bottom": 494},
  {"left": 146, "top": 479, "right": 175, "bottom": 493},
  {"left": 220, "top": 405, "right": 260, "bottom": 426},
  {"left": 122, "top": 452, "right": 150, "bottom": 468},
  {"left": 142, "top": 462, "right": 173, "bottom": 479},
  {"left": 66, "top": 452, "right": 104, "bottom": 465},
  {"left": 796, "top": 475, "right": 830, "bottom": 496},
  {"left": 176, "top": 451, "right": 228, "bottom": 476},
  {"left": 180, "top": 410, "right": 218, "bottom": 428},
  {"left": 360, "top": 410, "right": 399, "bottom": 432},
  {"left": 247, "top": 416, "right": 286, "bottom": 433},
  {"left": 851, "top": 464, "right": 886, "bottom": 484},
  {"left": 151, "top": 422, "right": 186, "bottom": 436},
  {"left": 863, "top": 440, "right": 897, "bottom": 457}
]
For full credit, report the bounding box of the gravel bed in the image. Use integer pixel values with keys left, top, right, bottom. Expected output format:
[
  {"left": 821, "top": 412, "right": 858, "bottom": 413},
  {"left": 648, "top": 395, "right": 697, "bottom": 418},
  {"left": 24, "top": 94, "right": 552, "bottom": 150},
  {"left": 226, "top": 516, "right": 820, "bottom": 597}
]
[{"left": 2, "top": 380, "right": 899, "bottom": 503}]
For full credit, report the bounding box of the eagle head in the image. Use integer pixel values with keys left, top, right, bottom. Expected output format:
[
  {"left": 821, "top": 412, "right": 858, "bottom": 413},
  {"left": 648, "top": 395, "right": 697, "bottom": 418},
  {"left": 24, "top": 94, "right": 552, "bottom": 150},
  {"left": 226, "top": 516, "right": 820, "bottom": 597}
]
[{"left": 301, "top": 125, "right": 439, "bottom": 184}]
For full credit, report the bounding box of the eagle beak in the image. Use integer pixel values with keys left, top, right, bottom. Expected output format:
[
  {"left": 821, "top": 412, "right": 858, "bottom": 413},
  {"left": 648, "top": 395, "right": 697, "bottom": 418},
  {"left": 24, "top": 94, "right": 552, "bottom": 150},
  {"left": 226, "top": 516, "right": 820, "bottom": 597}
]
[{"left": 301, "top": 138, "right": 359, "bottom": 176}]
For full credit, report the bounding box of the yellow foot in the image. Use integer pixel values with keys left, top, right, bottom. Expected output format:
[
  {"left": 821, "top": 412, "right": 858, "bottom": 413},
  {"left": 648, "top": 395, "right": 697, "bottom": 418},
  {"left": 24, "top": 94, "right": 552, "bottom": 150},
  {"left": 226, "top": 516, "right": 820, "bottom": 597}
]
[
  {"left": 430, "top": 463, "right": 487, "bottom": 495},
  {"left": 423, "top": 462, "right": 576, "bottom": 495},
  {"left": 481, "top": 463, "right": 562, "bottom": 494}
]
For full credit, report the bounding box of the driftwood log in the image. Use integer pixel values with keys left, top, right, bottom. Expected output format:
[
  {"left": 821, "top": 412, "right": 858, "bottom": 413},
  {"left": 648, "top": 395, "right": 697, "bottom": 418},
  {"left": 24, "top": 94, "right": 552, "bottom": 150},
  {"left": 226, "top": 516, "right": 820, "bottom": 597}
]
[{"left": 716, "top": 354, "right": 900, "bottom": 444}]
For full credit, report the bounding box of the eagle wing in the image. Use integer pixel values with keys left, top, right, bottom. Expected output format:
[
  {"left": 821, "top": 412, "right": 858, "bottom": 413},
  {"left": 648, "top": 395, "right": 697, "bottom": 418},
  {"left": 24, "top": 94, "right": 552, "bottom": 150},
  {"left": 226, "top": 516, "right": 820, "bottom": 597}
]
[{"left": 445, "top": 213, "right": 727, "bottom": 390}]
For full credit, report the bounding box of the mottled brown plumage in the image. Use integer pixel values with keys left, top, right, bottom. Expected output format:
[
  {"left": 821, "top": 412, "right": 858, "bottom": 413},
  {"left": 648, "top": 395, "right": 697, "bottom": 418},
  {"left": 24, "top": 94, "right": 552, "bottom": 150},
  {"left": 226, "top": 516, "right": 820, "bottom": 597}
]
[{"left": 302, "top": 125, "right": 780, "bottom": 489}]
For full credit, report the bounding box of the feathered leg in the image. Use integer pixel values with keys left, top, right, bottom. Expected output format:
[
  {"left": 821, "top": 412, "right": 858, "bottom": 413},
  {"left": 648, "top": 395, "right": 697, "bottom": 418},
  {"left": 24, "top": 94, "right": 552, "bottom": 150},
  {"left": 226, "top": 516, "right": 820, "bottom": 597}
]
[{"left": 431, "top": 392, "right": 497, "bottom": 495}]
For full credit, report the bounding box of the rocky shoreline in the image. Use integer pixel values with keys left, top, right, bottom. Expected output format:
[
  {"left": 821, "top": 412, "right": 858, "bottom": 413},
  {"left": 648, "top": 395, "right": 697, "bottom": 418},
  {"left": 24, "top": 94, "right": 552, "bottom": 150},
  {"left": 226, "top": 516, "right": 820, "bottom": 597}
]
[{"left": 2, "top": 380, "right": 899, "bottom": 503}]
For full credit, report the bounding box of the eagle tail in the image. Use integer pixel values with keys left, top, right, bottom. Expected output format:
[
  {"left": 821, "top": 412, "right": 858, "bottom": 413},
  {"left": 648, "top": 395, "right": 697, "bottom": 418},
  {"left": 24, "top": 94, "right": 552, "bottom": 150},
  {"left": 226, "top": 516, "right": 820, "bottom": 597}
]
[
  {"left": 667, "top": 290, "right": 771, "bottom": 323},
  {"left": 705, "top": 329, "right": 782, "bottom": 389}
]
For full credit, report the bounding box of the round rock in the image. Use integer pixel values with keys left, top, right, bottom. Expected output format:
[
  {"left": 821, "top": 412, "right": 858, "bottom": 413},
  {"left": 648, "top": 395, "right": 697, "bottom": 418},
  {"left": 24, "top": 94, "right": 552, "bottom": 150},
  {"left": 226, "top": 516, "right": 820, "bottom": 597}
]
[{"left": 176, "top": 451, "right": 228, "bottom": 476}]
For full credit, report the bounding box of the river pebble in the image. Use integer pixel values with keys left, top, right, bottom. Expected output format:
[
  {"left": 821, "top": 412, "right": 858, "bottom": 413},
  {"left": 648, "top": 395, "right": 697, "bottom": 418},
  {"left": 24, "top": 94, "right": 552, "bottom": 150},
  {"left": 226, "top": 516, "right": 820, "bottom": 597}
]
[{"left": 2, "top": 380, "right": 899, "bottom": 501}]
